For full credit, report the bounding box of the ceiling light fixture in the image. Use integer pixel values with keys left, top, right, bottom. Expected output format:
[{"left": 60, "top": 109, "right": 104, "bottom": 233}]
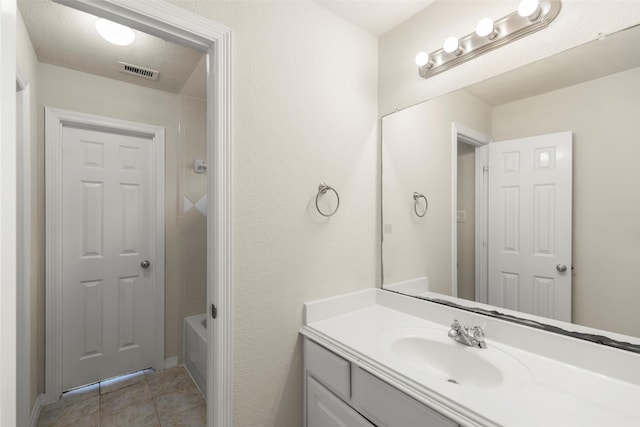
[
  {"left": 416, "top": 0, "right": 561, "bottom": 80},
  {"left": 95, "top": 18, "right": 135, "bottom": 46}
]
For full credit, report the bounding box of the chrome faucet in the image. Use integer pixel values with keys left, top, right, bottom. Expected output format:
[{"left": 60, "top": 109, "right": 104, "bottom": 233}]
[{"left": 448, "top": 320, "right": 487, "bottom": 349}]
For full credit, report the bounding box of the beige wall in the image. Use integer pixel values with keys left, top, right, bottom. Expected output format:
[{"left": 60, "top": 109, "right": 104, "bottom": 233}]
[
  {"left": 171, "top": 94, "right": 208, "bottom": 362},
  {"left": 492, "top": 67, "right": 640, "bottom": 338},
  {"left": 382, "top": 90, "right": 491, "bottom": 294},
  {"left": 16, "top": 8, "right": 42, "bottom": 411},
  {"left": 457, "top": 141, "right": 475, "bottom": 301},
  {"left": 163, "top": 2, "right": 379, "bottom": 426},
  {"left": 379, "top": 0, "right": 640, "bottom": 115}
]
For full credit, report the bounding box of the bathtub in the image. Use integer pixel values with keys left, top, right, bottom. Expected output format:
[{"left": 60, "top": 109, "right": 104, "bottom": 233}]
[{"left": 184, "top": 313, "right": 207, "bottom": 397}]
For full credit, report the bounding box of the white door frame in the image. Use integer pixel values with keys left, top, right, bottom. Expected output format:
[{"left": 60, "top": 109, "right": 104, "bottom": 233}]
[
  {"left": 51, "top": 2, "right": 232, "bottom": 426},
  {"left": 16, "top": 65, "right": 31, "bottom": 427},
  {"left": 45, "top": 107, "right": 166, "bottom": 400},
  {"left": 451, "top": 123, "right": 490, "bottom": 302},
  {"left": 0, "top": 0, "right": 17, "bottom": 425}
]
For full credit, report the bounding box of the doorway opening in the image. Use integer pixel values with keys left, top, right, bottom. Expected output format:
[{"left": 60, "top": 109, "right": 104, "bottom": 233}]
[
  {"left": 31, "top": 2, "right": 232, "bottom": 427},
  {"left": 456, "top": 140, "right": 476, "bottom": 301},
  {"left": 450, "top": 123, "right": 490, "bottom": 303}
]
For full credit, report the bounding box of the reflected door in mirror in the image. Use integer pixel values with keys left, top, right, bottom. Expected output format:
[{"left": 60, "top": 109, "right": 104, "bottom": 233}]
[{"left": 488, "top": 131, "right": 572, "bottom": 322}]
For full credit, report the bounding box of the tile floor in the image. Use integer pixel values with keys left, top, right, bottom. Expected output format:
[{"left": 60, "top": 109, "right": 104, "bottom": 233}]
[{"left": 37, "top": 366, "right": 206, "bottom": 427}]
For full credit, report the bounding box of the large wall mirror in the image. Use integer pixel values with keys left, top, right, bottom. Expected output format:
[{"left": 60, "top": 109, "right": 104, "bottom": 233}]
[{"left": 381, "top": 23, "right": 640, "bottom": 343}]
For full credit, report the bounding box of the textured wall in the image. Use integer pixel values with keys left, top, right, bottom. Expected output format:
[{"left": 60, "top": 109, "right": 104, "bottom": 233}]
[
  {"left": 379, "top": 0, "right": 640, "bottom": 115},
  {"left": 164, "top": 1, "right": 379, "bottom": 426},
  {"left": 492, "top": 67, "right": 640, "bottom": 338}
]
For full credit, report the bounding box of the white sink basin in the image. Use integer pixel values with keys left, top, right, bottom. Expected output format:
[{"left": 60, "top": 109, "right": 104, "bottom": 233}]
[{"left": 379, "top": 327, "right": 530, "bottom": 389}]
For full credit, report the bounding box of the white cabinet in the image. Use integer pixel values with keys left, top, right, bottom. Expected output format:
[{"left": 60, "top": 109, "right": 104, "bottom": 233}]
[
  {"left": 308, "top": 376, "right": 375, "bottom": 427},
  {"left": 304, "top": 338, "right": 459, "bottom": 427}
]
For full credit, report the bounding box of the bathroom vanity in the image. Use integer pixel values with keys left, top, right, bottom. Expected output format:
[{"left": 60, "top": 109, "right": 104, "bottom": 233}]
[
  {"left": 300, "top": 289, "right": 640, "bottom": 426},
  {"left": 305, "top": 338, "right": 457, "bottom": 427}
]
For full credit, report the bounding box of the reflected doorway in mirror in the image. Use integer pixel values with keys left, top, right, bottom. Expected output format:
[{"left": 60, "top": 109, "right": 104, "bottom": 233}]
[{"left": 451, "top": 123, "right": 490, "bottom": 303}]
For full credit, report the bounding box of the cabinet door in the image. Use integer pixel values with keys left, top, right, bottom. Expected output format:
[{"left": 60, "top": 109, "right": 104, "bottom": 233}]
[
  {"left": 305, "top": 339, "right": 351, "bottom": 401},
  {"left": 308, "top": 376, "right": 375, "bottom": 427}
]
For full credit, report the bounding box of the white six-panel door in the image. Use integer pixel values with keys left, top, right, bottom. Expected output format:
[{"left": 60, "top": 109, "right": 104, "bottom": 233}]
[
  {"left": 61, "top": 125, "right": 155, "bottom": 390},
  {"left": 488, "top": 131, "right": 572, "bottom": 322}
]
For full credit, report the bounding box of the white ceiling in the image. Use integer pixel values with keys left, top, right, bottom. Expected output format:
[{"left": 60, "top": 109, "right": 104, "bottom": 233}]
[
  {"left": 313, "top": 0, "right": 434, "bottom": 36},
  {"left": 18, "top": 2, "right": 640, "bottom": 108},
  {"left": 18, "top": 0, "right": 206, "bottom": 96},
  {"left": 18, "top": 0, "right": 434, "bottom": 96}
]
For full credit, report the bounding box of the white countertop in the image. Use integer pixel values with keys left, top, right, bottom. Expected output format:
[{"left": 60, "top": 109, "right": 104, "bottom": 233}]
[{"left": 301, "top": 289, "right": 640, "bottom": 427}]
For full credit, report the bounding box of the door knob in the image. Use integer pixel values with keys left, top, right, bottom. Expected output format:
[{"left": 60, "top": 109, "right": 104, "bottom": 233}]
[
  {"left": 141, "top": 260, "right": 151, "bottom": 269},
  {"left": 556, "top": 264, "right": 567, "bottom": 272}
]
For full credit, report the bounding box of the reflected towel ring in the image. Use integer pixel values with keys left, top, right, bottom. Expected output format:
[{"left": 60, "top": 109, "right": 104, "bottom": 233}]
[
  {"left": 413, "top": 192, "right": 428, "bottom": 217},
  {"left": 316, "top": 183, "right": 340, "bottom": 217}
]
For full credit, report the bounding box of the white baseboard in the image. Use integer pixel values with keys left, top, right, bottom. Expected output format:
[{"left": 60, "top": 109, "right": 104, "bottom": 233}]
[
  {"left": 164, "top": 356, "right": 178, "bottom": 369},
  {"left": 30, "top": 394, "right": 45, "bottom": 427}
]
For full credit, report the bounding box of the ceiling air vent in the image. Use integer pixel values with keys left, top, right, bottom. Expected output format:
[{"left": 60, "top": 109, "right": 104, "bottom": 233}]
[{"left": 118, "top": 61, "right": 159, "bottom": 81}]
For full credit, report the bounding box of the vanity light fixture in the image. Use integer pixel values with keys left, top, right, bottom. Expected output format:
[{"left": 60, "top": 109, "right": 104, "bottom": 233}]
[
  {"left": 415, "top": 52, "right": 432, "bottom": 68},
  {"left": 95, "top": 18, "right": 135, "bottom": 46},
  {"left": 443, "top": 36, "right": 463, "bottom": 56},
  {"left": 518, "top": 0, "right": 542, "bottom": 20},
  {"left": 475, "top": 18, "right": 499, "bottom": 40},
  {"left": 417, "top": 0, "right": 561, "bottom": 80}
]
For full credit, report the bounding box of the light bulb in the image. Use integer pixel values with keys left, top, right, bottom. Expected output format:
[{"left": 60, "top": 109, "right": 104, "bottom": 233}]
[
  {"left": 95, "top": 18, "right": 135, "bottom": 46},
  {"left": 443, "top": 36, "right": 461, "bottom": 55},
  {"left": 518, "top": 0, "right": 541, "bottom": 19},
  {"left": 415, "top": 52, "right": 430, "bottom": 67},
  {"left": 476, "top": 18, "right": 498, "bottom": 39}
]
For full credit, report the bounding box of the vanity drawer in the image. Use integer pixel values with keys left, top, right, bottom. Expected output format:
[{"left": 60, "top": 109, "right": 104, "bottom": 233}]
[
  {"left": 352, "top": 367, "right": 458, "bottom": 427},
  {"left": 305, "top": 339, "right": 351, "bottom": 401}
]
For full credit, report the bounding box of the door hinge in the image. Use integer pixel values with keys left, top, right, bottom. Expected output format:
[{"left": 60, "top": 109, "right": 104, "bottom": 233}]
[
  {"left": 483, "top": 164, "right": 490, "bottom": 172},
  {"left": 211, "top": 304, "right": 217, "bottom": 319}
]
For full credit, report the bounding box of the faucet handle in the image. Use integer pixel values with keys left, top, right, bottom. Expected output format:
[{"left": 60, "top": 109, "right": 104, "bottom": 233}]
[
  {"left": 448, "top": 320, "right": 462, "bottom": 340},
  {"left": 472, "top": 326, "right": 487, "bottom": 348},
  {"left": 472, "top": 326, "right": 485, "bottom": 340}
]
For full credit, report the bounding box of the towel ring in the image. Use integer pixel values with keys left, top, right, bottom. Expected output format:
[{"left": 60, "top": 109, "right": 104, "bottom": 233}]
[
  {"left": 413, "top": 192, "right": 428, "bottom": 217},
  {"left": 316, "top": 183, "right": 340, "bottom": 217}
]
